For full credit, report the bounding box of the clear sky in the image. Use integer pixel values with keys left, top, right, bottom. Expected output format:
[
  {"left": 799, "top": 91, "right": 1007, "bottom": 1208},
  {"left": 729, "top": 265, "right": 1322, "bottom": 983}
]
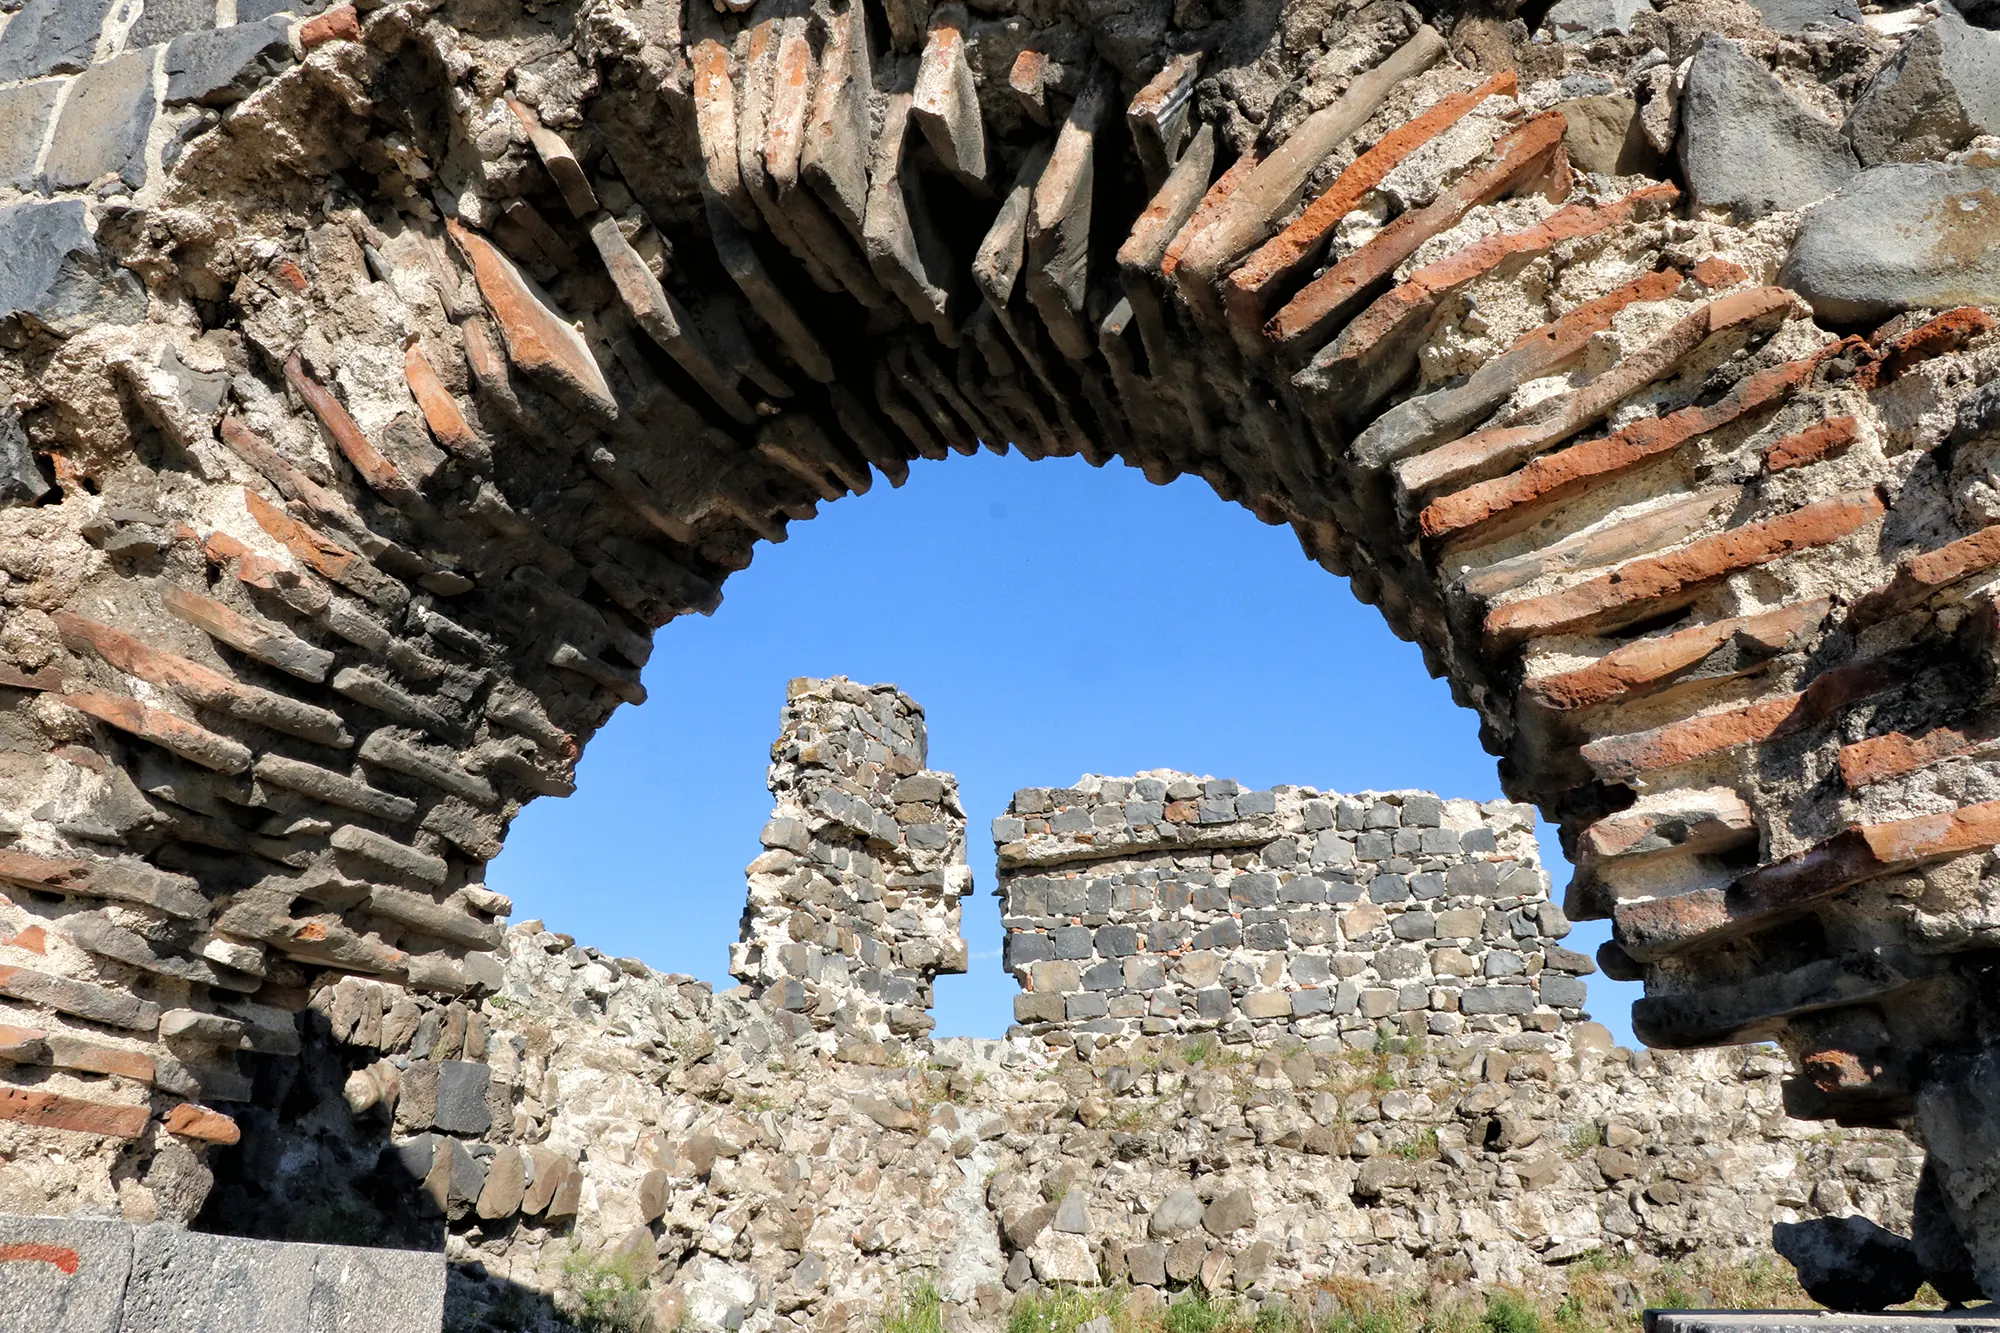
[{"left": 487, "top": 449, "right": 1644, "bottom": 1048}]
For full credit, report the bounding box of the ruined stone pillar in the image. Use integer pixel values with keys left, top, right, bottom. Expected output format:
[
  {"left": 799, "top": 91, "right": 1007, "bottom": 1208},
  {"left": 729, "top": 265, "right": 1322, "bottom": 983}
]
[{"left": 730, "top": 677, "right": 970, "bottom": 1049}]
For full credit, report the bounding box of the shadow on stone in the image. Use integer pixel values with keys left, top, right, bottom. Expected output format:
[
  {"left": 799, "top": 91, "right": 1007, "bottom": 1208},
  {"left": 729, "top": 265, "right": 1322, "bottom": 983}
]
[{"left": 1772, "top": 1215, "right": 1924, "bottom": 1312}]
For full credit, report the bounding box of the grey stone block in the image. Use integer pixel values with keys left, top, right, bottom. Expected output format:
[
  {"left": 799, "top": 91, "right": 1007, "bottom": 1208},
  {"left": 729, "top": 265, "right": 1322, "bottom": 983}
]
[
  {"left": 1096, "top": 924, "right": 1138, "bottom": 957},
  {"left": 1678, "top": 34, "right": 1857, "bottom": 216},
  {"left": 1291, "top": 987, "right": 1333, "bottom": 1016},
  {"left": 1, "top": 411, "right": 49, "bottom": 507},
  {"left": 131, "top": 0, "right": 220, "bottom": 47},
  {"left": 1369, "top": 874, "right": 1409, "bottom": 904},
  {"left": 432, "top": 1060, "right": 493, "bottom": 1136},
  {"left": 44, "top": 48, "right": 158, "bottom": 190},
  {"left": 1541, "top": 973, "right": 1589, "bottom": 1008},
  {"left": 1544, "top": 0, "right": 1652, "bottom": 35},
  {"left": 0, "top": 0, "right": 117, "bottom": 82},
  {"left": 1235, "top": 789, "right": 1276, "bottom": 815},
  {"left": 1004, "top": 931, "right": 1052, "bottom": 972},
  {"left": 0, "top": 1214, "right": 133, "bottom": 1333},
  {"left": 0, "top": 201, "right": 148, "bottom": 335},
  {"left": 1065, "top": 991, "right": 1108, "bottom": 1020},
  {"left": 0, "top": 80, "right": 61, "bottom": 190},
  {"left": 1053, "top": 924, "right": 1094, "bottom": 959},
  {"left": 1749, "top": 0, "right": 1861, "bottom": 29},
  {"left": 1846, "top": 11, "right": 2000, "bottom": 166},
  {"left": 1461, "top": 984, "right": 1536, "bottom": 1015}
]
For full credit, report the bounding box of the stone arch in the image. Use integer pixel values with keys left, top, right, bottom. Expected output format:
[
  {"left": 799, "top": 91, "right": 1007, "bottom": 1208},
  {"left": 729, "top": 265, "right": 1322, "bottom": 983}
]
[{"left": 3, "top": 0, "right": 2000, "bottom": 1285}]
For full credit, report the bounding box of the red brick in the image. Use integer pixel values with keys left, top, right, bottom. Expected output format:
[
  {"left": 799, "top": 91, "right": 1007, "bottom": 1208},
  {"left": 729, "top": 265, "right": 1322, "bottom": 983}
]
[
  {"left": 403, "top": 342, "right": 484, "bottom": 458},
  {"left": 217, "top": 417, "right": 364, "bottom": 537},
  {"left": 1859, "top": 306, "right": 1997, "bottom": 389},
  {"left": 0, "top": 1087, "right": 148, "bottom": 1139},
  {"left": 1266, "top": 111, "right": 1569, "bottom": 356},
  {"left": 284, "top": 354, "right": 416, "bottom": 506},
  {"left": 0, "top": 925, "right": 47, "bottom": 953},
  {"left": 299, "top": 4, "right": 359, "bottom": 48},
  {"left": 1692, "top": 256, "right": 1749, "bottom": 288},
  {"left": 0, "top": 1023, "right": 48, "bottom": 1062},
  {"left": 1223, "top": 71, "right": 1517, "bottom": 337},
  {"left": 163, "top": 1102, "right": 241, "bottom": 1144},
  {"left": 1524, "top": 599, "right": 1828, "bottom": 711},
  {"left": 1851, "top": 522, "right": 2000, "bottom": 630},
  {"left": 1423, "top": 348, "right": 1818, "bottom": 544},
  {"left": 1617, "top": 798, "right": 2000, "bottom": 959},
  {"left": 49, "top": 1036, "right": 155, "bottom": 1084},
  {"left": 1763, "top": 416, "right": 1858, "bottom": 473},
  {"left": 0, "top": 662, "right": 62, "bottom": 691},
  {"left": 1160, "top": 152, "right": 1259, "bottom": 280},
  {"left": 243, "top": 487, "right": 406, "bottom": 611},
  {"left": 1580, "top": 658, "right": 1897, "bottom": 781},
  {"left": 57, "top": 689, "right": 252, "bottom": 775},
  {"left": 1485, "top": 490, "right": 1884, "bottom": 649},
  {"left": 1839, "top": 714, "right": 2000, "bottom": 790},
  {"left": 1400, "top": 286, "right": 1795, "bottom": 497},
  {"left": 1008, "top": 49, "right": 1049, "bottom": 122},
  {"left": 446, "top": 219, "right": 617, "bottom": 418}
]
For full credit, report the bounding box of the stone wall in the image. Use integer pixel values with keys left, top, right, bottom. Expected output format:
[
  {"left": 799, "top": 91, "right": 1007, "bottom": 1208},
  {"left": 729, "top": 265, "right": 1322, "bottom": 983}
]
[
  {"left": 996, "top": 777, "right": 1594, "bottom": 1050},
  {"left": 729, "top": 677, "right": 970, "bottom": 1048}
]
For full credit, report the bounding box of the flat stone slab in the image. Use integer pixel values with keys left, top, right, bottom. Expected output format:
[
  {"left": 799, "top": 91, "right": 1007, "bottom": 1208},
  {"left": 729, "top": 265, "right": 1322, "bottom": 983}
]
[
  {"left": 0, "top": 1214, "right": 444, "bottom": 1333},
  {"left": 1649, "top": 1313, "right": 2000, "bottom": 1333}
]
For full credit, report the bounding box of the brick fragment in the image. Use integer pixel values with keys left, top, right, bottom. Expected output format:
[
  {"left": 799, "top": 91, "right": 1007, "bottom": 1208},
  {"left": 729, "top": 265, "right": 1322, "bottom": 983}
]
[
  {"left": 1400, "top": 287, "right": 1795, "bottom": 496},
  {"left": 1858, "top": 306, "right": 1997, "bottom": 389},
  {"left": 54, "top": 609, "right": 351, "bottom": 748},
  {"left": 1267, "top": 111, "right": 1571, "bottom": 357},
  {"left": 0, "top": 924, "right": 46, "bottom": 952},
  {"left": 1008, "top": 49, "right": 1049, "bottom": 123},
  {"left": 1693, "top": 256, "right": 1749, "bottom": 288},
  {"left": 1422, "top": 346, "right": 1820, "bottom": 544},
  {"left": 911, "top": 9, "right": 985, "bottom": 184},
  {"left": 284, "top": 354, "right": 417, "bottom": 506},
  {"left": 505, "top": 98, "right": 598, "bottom": 219},
  {"left": 1580, "top": 657, "right": 1898, "bottom": 781},
  {"left": 1616, "top": 798, "right": 2000, "bottom": 960},
  {"left": 163, "top": 1102, "right": 242, "bottom": 1144},
  {"left": 0, "top": 848, "right": 207, "bottom": 921},
  {"left": 403, "top": 341, "right": 488, "bottom": 460},
  {"left": 1026, "top": 69, "right": 1115, "bottom": 360},
  {"left": 57, "top": 689, "right": 253, "bottom": 775},
  {"left": 1461, "top": 487, "right": 1741, "bottom": 600},
  {"left": 1580, "top": 788, "right": 1757, "bottom": 861},
  {"left": 1127, "top": 52, "right": 1202, "bottom": 187},
  {"left": 1839, "top": 713, "right": 2000, "bottom": 790},
  {"left": 47, "top": 1035, "right": 155, "bottom": 1083},
  {"left": 0, "top": 1087, "right": 148, "bottom": 1138},
  {"left": 1160, "top": 152, "right": 1259, "bottom": 280},
  {"left": 300, "top": 4, "right": 360, "bottom": 48},
  {"left": 1850, "top": 522, "right": 2000, "bottom": 630},
  {"left": 446, "top": 219, "right": 618, "bottom": 418},
  {"left": 1485, "top": 490, "right": 1884, "bottom": 648},
  {"left": 1225, "top": 71, "right": 1516, "bottom": 340},
  {"left": 218, "top": 416, "right": 368, "bottom": 536},
  {"left": 1524, "top": 599, "right": 1829, "bottom": 711},
  {"left": 0, "top": 1023, "right": 48, "bottom": 1062},
  {"left": 1763, "top": 416, "right": 1859, "bottom": 472},
  {"left": 244, "top": 488, "right": 407, "bottom": 611},
  {"left": 161, "top": 584, "right": 334, "bottom": 684}
]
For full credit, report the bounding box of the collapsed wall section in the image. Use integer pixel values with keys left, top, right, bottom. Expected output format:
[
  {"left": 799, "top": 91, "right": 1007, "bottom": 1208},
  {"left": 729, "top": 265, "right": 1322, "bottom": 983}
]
[
  {"left": 995, "top": 775, "right": 1594, "bottom": 1051},
  {"left": 730, "top": 677, "right": 970, "bottom": 1050}
]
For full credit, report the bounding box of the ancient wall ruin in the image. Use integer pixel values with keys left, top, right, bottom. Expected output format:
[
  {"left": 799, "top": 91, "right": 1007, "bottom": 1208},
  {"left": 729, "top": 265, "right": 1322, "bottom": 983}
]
[
  {"left": 996, "top": 779, "right": 1592, "bottom": 1049},
  {"left": 2, "top": 0, "right": 2000, "bottom": 1299}
]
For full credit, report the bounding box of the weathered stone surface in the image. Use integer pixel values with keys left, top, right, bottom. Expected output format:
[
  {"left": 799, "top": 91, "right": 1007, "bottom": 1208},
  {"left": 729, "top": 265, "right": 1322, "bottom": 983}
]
[
  {"left": 1544, "top": 0, "right": 1651, "bottom": 38},
  {"left": 42, "top": 50, "right": 157, "bottom": 191},
  {"left": 164, "top": 19, "right": 293, "bottom": 107},
  {"left": 0, "top": 0, "right": 115, "bottom": 82},
  {"left": 0, "top": 201, "right": 146, "bottom": 334},
  {"left": 1782, "top": 164, "right": 2000, "bottom": 323},
  {"left": 1771, "top": 1215, "right": 1924, "bottom": 1311},
  {"left": 1844, "top": 13, "right": 2000, "bottom": 167},
  {"left": 1747, "top": 0, "right": 1860, "bottom": 30},
  {"left": 0, "top": 1214, "right": 132, "bottom": 1333},
  {"left": 1677, "top": 35, "right": 1857, "bottom": 216},
  {"left": 0, "top": 81, "right": 61, "bottom": 191}
]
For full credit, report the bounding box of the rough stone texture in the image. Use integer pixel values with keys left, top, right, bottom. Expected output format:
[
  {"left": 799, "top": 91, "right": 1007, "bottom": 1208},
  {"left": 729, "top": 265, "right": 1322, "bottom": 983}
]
[
  {"left": 0, "top": 0, "right": 116, "bottom": 83},
  {"left": 1843, "top": 13, "right": 2000, "bottom": 167},
  {"left": 1782, "top": 164, "right": 2000, "bottom": 323},
  {"left": 1677, "top": 35, "right": 1858, "bottom": 216},
  {"left": 0, "top": 0, "right": 1997, "bottom": 1306},
  {"left": 163, "top": 20, "right": 295, "bottom": 108}
]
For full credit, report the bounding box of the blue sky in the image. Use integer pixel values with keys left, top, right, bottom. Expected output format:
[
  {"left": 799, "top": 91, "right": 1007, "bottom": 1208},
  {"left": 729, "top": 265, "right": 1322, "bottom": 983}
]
[{"left": 488, "top": 449, "right": 1643, "bottom": 1047}]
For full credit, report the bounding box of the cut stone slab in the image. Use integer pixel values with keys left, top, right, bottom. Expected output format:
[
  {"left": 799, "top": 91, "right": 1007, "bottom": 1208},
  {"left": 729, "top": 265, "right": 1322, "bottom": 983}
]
[
  {"left": 0, "top": 1214, "right": 134, "bottom": 1333},
  {"left": 121, "top": 1225, "right": 445, "bottom": 1333},
  {"left": 1677, "top": 34, "right": 1857, "bottom": 217},
  {"left": 0, "top": 0, "right": 117, "bottom": 83},
  {"left": 43, "top": 49, "right": 158, "bottom": 191},
  {"left": 1545, "top": 0, "right": 1652, "bottom": 37},
  {"left": 0, "top": 201, "right": 148, "bottom": 336},
  {"left": 1748, "top": 0, "right": 1862, "bottom": 30},
  {"left": 1844, "top": 11, "right": 2000, "bottom": 166},
  {"left": 164, "top": 18, "right": 293, "bottom": 106},
  {"left": 0, "top": 81, "right": 62, "bottom": 191},
  {"left": 130, "top": 0, "right": 220, "bottom": 48},
  {"left": 1781, "top": 163, "right": 2000, "bottom": 323}
]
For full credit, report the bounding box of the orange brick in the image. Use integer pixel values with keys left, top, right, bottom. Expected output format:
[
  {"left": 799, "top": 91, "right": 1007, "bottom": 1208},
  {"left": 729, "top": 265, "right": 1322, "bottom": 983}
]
[
  {"left": 58, "top": 690, "right": 252, "bottom": 775},
  {"left": 0, "top": 1023, "right": 48, "bottom": 1061},
  {"left": 1267, "top": 111, "right": 1568, "bottom": 355},
  {"left": 404, "top": 341, "right": 483, "bottom": 457},
  {"left": 1524, "top": 599, "right": 1829, "bottom": 712},
  {"left": 1580, "top": 658, "right": 1897, "bottom": 781},
  {"left": 1839, "top": 715, "right": 2000, "bottom": 790},
  {"left": 1485, "top": 490, "right": 1884, "bottom": 649},
  {"left": 1859, "top": 306, "right": 1997, "bottom": 389},
  {"left": 0, "top": 1087, "right": 148, "bottom": 1139},
  {"left": 1692, "top": 256, "right": 1749, "bottom": 288},
  {"left": 284, "top": 354, "right": 416, "bottom": 505},
  {"left": 1763, "top": 416, "right": 1859, "bottom": 473},
  {"left": 1223, "top": 72, "right": 1517, "bottom": 336},
  {"left": 445, "top": 219, "right": 617, "bottom": 417},
  {"left": 243, "top": 488, "right": 406, "bottom": 611},
  {"left": 163, "top": 1102, "right": 241, "bottom": 1145},
  {"left": 1850, "top": 523, "right": 2000, "bottom": 630},
  {"left": 1423, "top": 349, "right": 1818, "bottom": 544},
  {"left": 1160, "top": 152, "right": 1259, "bottom": 280},
  {"left": 1, "top": 925, "right": 47, "bottom": 954},
  {"left": 300, "top": 4, "right": 360, "bottom": 47}
]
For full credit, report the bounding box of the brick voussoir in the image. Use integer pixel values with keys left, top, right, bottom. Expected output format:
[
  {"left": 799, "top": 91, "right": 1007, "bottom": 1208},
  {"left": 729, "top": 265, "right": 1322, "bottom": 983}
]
[
  {"left": 243, "top": 488, "right": 408, "bottom": 612},
  {"left": 0, "top": 1087, "right": 150, "bottom": 1139},
  {"left": 1484, "top": 490, "right": 1884, "bottom": 650},
  {"left": 1578, "top": 657, "right": 1899, "bottom": 782},
  {"left": 1763, "top": 416, "right": 1859, "bottom": 472},
  {"left": 1850, "top": 523, "right": 2000, "bottom": 630},
  {"left": 284, "top": 353, "right": 418, "bottom": 506},
  {"left": 1222, "top": 70, "right": 1518, "bottom": 338},
  {"left": 1839, "top": 712, "right": 2000, "bottom": 790},
  {"left": 1616, "top": 800, "right": 2000, "bottom": 960},
  {"left": 1327, "top": 183, "right": 1679, "bottom": 388},
  {"left": 1523, "top": 599, "right": 1830, "bottom": 712},
  {"left": 1266, "top": 110, "right": 1570, "bottom": 357},
  {"left": 57, "top": 689, "right": 253, "bottom": 775},
  {"left": 1422, "top": 349, "right": 1820, "bottom": 544},
  {"left": 445, "top": 217, "right": 618, "bottom": 419}
]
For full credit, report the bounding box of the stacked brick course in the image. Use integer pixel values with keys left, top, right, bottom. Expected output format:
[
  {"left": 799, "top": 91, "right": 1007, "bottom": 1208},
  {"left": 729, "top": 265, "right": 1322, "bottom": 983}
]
[{"left": 996, "top": 776, "right": 1592, "bottom": 1050}]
